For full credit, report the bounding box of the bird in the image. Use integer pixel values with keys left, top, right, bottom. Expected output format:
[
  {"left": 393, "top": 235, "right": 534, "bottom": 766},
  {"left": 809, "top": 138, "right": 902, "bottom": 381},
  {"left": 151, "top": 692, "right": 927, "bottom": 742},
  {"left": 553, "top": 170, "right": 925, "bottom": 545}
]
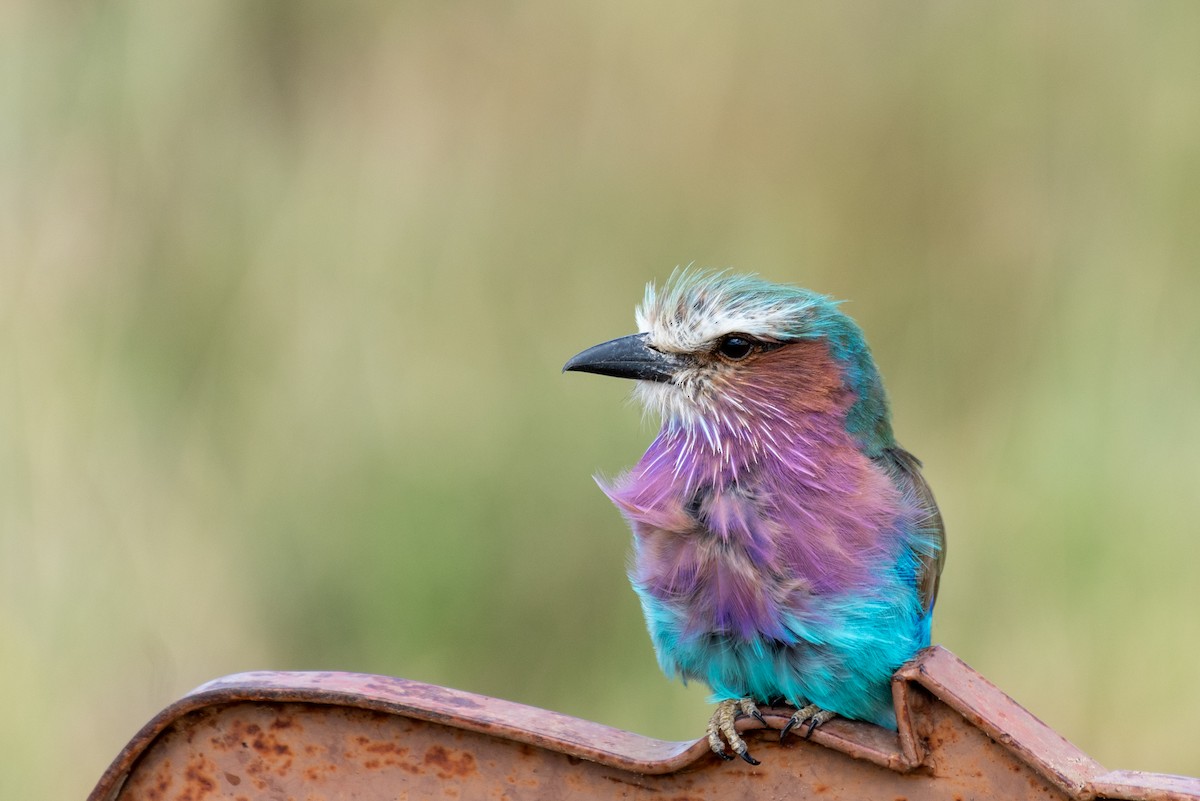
[{"left": 563, "top": 270, "right": 945, "bottom": 765}]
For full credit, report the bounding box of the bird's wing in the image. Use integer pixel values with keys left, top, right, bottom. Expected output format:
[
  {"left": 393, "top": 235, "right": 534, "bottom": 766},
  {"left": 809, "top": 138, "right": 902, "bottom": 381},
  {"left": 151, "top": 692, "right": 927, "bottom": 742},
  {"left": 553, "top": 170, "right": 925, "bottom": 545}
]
[{"left": 878, "top": 447, "right": 945, "bottom": 614}]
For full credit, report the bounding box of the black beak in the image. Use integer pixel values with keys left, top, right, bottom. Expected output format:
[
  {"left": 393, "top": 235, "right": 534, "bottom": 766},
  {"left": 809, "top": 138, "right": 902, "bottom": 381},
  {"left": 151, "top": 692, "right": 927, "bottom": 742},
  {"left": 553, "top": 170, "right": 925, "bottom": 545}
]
[{"left": 563, "top": 333, "right": 681, "bottom": 383}]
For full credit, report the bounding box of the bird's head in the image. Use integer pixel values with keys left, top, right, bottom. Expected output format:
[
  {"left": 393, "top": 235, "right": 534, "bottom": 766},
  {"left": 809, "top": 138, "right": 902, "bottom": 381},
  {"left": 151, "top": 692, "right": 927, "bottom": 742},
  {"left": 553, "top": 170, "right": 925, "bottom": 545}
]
[{"left": 564, "top": 270, "right": 895, "bottom": 455}]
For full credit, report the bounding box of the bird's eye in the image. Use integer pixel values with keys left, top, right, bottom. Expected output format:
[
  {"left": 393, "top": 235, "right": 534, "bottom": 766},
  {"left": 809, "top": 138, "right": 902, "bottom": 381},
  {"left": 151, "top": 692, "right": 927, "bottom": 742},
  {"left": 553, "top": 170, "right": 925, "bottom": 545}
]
[{"left": 717, "top": 336, "right": 755, "bottom": 360}]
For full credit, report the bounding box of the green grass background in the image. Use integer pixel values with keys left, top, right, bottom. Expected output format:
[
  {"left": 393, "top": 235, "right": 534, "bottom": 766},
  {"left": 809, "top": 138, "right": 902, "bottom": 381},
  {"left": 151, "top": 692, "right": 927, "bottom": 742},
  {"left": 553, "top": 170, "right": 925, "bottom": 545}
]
[{"left": 4, "top": 3, "right": 1200, "bottom": 798}]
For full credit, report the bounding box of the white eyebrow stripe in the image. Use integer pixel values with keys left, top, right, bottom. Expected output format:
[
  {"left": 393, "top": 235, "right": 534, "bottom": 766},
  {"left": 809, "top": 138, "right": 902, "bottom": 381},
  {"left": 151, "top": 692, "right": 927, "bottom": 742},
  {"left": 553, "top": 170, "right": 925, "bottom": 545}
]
[{"left": 634, "top": 270, "right": 819, "bottom": 353}]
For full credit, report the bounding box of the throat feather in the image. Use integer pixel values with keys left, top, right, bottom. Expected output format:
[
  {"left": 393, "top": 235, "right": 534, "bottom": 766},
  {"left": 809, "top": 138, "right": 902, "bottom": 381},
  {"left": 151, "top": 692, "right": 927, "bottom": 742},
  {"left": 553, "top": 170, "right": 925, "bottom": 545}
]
[{"left": 603, "top": 403, "right": 907, "bottom": 638}]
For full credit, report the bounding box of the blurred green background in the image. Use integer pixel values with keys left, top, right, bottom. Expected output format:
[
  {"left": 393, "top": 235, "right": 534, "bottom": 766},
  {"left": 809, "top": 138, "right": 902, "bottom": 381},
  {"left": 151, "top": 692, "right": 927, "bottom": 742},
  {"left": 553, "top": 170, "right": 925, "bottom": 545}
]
[{"left": 4, "top": 3, "right": 1200, "bottom": 798}]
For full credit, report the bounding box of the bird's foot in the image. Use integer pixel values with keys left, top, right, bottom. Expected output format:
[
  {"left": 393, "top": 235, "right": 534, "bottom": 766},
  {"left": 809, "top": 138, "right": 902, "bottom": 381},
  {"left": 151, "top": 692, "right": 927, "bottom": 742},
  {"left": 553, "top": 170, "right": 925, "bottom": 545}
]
[
  {"left": 780, "top": 704, "right": 837, "bottom": 741},
  {"left": 706, "top": 697, "right": 766, "bottom": 765}
]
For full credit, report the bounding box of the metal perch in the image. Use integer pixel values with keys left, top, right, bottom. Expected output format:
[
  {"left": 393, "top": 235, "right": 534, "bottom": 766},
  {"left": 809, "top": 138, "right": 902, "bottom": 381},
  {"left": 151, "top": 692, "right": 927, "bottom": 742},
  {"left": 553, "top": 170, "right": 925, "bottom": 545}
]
[{"left": 89, "top": 646, "right": 1200, "bottom": 801}]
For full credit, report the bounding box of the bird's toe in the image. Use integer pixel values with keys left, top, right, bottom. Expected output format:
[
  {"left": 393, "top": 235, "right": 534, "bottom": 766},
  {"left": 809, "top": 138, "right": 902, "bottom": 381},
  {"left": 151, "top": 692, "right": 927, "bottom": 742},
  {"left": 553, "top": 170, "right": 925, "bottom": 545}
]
[
  {"left": 706, "top": 698, "right": 762, "bottom": 765},
  {"left": 780, "top": 704, "right": 837, "bottom": 742}
]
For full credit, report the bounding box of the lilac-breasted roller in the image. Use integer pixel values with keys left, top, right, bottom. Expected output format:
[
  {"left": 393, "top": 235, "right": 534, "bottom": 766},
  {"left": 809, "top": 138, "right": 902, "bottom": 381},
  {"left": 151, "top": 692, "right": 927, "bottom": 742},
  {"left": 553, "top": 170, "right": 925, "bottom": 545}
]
[{"left": 564, "top": 271, "right": 945, "bottom": 764}]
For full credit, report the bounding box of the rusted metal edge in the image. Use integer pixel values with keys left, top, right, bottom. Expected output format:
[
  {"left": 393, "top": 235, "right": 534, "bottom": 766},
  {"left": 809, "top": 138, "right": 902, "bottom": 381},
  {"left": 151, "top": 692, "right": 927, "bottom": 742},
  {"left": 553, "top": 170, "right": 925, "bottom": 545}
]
[
  {"left": 896, "top": 647, "right": 1101, "bottom": 796},
  {"left": 1089, "top": 770, "right": 1200, "bottom": 801},
  {"left": 90, "top": 646, "right": 1200, "bottom": 801},
  {"left": 88, "top": 669, "right": 916, "bottom": 801},
  {"left": 895, "top": 647, "right": 1200, "bottom": 801},
  {"left": 86, "top": 670, "right": 698, "bottom": 801}
]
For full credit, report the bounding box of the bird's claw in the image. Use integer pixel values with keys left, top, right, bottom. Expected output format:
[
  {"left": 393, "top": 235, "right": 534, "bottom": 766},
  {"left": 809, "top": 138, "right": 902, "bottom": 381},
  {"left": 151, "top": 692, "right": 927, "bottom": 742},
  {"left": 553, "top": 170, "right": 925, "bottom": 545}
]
[
  {"left": 780, "top": 704, "right": 837, "bottom": 742},
  {"left": 706, "top": 698, "right": 763, "bottom": 765}
]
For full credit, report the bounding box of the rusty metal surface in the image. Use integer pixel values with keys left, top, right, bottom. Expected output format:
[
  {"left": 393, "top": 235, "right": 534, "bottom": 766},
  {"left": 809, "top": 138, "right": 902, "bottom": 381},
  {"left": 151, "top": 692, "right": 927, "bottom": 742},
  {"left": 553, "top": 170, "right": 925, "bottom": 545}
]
[{"left": 90, "top": 645, "right": 1200, "bottom": 801}]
